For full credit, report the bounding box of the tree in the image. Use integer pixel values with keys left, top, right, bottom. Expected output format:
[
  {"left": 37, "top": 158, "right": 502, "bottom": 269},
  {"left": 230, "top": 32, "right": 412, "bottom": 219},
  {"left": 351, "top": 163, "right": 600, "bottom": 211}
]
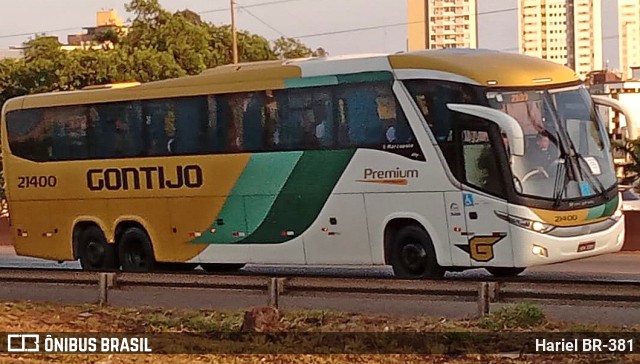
[
  {"left": 273, "top": 37, "right": 313, "bottom": 59},
  {"left": 0, "top": 0, "right": 319, "bottom": 106},
  {"left": 20, "top": 36, "right": 66, "bottom": 93},
  {"left": 206, "top": 25, "right": 277, "bottom": 67},
  {"left": 123, "top": 0, "right": 212, "bottom": 74}
]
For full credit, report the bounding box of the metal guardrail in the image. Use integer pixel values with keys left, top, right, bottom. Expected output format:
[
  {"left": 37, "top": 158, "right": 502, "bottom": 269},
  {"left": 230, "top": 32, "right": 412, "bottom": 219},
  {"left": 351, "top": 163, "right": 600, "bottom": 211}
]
[{"left": 0, "top": 270, "right": 639, "bottom": 317}]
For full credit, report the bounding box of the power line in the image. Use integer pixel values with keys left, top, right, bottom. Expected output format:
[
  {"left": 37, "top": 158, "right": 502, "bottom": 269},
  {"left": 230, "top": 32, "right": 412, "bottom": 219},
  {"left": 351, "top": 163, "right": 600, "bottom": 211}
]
[
  {"left": 290, "top": 8, "right": 518, "bottom": 39},
  {"left": 236, "top": 1, "right": 286, "bottom": 37},
  {"left": 199, "top": 0, "right": 306, "bottom": 14},
  {"left": 0, "top": 0, "right": 306, "bottom": 41},
  {"left": 0, "top": 27, "right": 81, "bottom": 40}
]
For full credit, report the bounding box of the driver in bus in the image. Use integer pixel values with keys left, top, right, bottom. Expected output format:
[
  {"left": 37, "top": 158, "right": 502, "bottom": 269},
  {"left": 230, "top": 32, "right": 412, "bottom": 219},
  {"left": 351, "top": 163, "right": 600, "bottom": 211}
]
[{"left": 527, "top": 131, "right": 558, "bottom": 173}]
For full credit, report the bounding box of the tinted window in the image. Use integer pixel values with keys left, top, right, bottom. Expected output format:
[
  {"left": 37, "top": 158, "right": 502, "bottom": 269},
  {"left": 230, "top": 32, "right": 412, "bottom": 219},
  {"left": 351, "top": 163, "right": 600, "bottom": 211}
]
[
  {"left": 405, "top": 80, "right": 484, "bottom": 181},
  {"left": 6, "top": 80, "right": 418, "bottom": 161},
  {"left": 463, "top": 129, "right": 503, "bottom": 196},
  {"left": 336, "top": 83, "right": 412, "bottom": 147},
  {"left": 273, "top": 87, "right": 335, "bottom": 150}
]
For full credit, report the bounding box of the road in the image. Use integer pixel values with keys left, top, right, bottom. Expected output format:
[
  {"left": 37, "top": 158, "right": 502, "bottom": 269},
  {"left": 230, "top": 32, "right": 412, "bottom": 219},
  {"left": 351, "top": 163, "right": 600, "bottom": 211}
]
[
  {"left": 1, "top": 246, "right": 639, "bottom": 281},
  {"left": 2, "top": 246, "right": 640, "bottom": 325}
]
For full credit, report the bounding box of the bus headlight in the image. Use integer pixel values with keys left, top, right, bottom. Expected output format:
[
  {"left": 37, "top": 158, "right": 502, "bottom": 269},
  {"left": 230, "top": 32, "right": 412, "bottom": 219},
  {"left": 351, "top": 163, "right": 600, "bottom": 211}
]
[
  {"left": 532, "top": 245, "right": 548, "bottom": 257},
  {"left": 495, "top": 211, "right": 555, "bottom": 234}
]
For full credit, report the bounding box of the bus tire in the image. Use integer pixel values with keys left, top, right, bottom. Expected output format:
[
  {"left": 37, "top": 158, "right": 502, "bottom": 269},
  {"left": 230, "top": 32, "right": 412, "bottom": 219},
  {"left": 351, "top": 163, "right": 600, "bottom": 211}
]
[
  {"left": 77, "top": 226, "right": 117, "bottom": 271},
  {"left": 118, "top": 227, "right": 157, "bottom": 272},
  {"left": 389, "top": 225, "right": 444, "bottom": 279},
  {"left": 486, "top": 267, "right": 526, "bottom": 277},
  {"left": 201, "top": 263, "right": 246, "bottom": 273}
]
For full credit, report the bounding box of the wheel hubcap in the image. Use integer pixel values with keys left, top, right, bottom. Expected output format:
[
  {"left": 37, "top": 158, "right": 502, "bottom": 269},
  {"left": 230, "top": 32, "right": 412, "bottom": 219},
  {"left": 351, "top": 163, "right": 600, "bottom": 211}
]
[
  {"left": 85, "top": 241, "right": 104, "bottom": 266},
  {"left": 127, "top": 242, "right": 147, "bottom": 269},
  {"left": 401, "top": 242, "right": 427, "bottom": 274}
]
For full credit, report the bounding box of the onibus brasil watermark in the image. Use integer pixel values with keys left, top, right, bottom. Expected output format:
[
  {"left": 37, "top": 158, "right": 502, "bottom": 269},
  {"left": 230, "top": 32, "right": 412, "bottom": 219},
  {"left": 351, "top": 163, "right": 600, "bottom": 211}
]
[{"left": 6, "top": 334, "right": 152, "bottom": 353}]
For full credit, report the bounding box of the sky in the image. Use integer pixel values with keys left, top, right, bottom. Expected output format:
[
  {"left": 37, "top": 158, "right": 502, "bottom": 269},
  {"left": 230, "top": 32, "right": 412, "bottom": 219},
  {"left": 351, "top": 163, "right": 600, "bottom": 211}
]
[{"left": 0, "top": 0, "right": 623, "bottom": 70}]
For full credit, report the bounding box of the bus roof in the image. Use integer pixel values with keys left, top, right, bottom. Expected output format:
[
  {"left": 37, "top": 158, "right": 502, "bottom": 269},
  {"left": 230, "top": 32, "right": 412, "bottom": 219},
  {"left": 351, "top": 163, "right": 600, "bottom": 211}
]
[{"left": 4, "top": 49, "right": 580, "bottom": 112}]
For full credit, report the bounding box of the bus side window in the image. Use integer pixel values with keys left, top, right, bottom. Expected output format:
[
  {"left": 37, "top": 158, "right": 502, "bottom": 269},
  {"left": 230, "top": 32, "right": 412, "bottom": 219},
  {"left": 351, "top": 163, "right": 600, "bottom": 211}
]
[
  {"left": 222, "top": 94, "right": 247, "bottom": 153},
  {"left": 462, "top": 128, "right": 503, "bottom": 197},
  {"left": 6, "top": 108, "right": 51, "bottom": 162},
  {"left": 264, "top": 90, "right": 280, "bottom": 150},
  {"left": 101, "top": 102, "right": 144, "bottom": 158},
  {"left": 143, "top": 100, "right": 174, "bottom": 156},
  {"left": 337, "top": 82, "right": 409, "bottom": 148},
  {"left": 50, "top": 106, "right": 89, "bottom": 161},
  {"left": 311, "top": 92, "right": 334, "bottom": 149},
  {"left": 272, "top": 87, "right": 335, "bottom": 151},
  {"left": 276, "top": 89, "right": 304, "bottom": 150},
  {"left": 174, "top": 96, "right": 207, "bottom": 154},
  {"left": 243, "top": 92, "right": 266, "bottom": 152}
]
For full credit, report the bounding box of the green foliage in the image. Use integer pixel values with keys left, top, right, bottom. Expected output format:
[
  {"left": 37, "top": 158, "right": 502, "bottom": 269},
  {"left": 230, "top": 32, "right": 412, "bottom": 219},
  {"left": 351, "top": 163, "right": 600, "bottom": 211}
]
[
  {"left": 0, "top": 0, "right": 317, "bottom": 106},
  {"left": 273, "top": 36, "right": 313, "bottom": 59},
  {"left": 477, "top": 303, "right": 546, "bottom": 330}
]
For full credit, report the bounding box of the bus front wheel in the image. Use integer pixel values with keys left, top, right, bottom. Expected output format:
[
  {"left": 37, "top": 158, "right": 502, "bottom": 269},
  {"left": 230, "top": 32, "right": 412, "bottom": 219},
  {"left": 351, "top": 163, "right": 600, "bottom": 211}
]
[
  {"left": 78, "top": 226, "right": 117, "bottom": 271},
  {"left": 389, "top": 225, "right": 444, "bottom": 279},
  {"left": 119, "top": 227, "right": 157, "bottom": 272}
]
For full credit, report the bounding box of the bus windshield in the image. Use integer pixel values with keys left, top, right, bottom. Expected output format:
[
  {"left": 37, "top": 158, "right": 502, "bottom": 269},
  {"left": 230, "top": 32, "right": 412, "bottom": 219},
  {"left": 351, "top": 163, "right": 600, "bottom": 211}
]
[{"left": 487, "top": 85, "right": 616, "bottom": 200}]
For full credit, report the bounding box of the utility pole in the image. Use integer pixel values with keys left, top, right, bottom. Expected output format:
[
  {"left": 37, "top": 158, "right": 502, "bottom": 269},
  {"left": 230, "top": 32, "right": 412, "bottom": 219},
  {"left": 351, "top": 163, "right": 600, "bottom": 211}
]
[
  {"left": 566, "top": 0, "right": 575, "bottom": 71},
  {"left": 231, "top": 0, "right": 239, "bottom": 64}
]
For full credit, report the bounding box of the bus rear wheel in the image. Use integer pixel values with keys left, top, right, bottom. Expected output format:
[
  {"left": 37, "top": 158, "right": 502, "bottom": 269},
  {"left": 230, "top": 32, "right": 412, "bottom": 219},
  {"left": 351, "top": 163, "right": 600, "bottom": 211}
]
[
  {"left": 119, "top": 227, "right": 157, "bottom": 272},
  {"left": 201, "top": 263, "right": 246, "bottom": 273},
  {"left": 78, "top": 226, "right": 117, "bottom": 271},
  {"left": 389, "top": 225, "right": 444, "bottom": 279},
  {"left": 486, "top": 267, "right": 526, "bottom": 277}
]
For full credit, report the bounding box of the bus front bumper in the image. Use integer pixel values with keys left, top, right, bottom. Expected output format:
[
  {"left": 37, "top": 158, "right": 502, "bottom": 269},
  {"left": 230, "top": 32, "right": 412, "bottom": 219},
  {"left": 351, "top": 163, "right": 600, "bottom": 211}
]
[{"left": 512, "top": 216, "right": 625, "bottom": 268}]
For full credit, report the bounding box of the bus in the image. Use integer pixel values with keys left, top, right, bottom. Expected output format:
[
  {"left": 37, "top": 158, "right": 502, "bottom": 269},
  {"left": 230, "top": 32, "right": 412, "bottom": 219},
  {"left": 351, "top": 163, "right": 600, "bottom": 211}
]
[{"left": 1, "top": 49, "right": 628, "bottom": 278}]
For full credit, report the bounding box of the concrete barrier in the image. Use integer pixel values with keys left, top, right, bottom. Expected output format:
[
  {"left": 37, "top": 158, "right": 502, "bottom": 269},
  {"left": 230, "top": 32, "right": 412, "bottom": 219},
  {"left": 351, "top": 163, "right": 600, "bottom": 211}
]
[
  {"left": 623, "top": 211, "right": 640, "bottom": 251},
  {"left": 0, "top": 217, "right": 12, "bottom": 246}
]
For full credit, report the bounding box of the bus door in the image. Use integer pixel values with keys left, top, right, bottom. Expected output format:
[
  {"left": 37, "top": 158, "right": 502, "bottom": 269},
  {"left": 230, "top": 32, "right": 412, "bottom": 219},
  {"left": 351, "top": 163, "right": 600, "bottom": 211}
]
[
  {"left": 458, "top": 124, "right": 513, "bottom": 268},
  {"left": 444, "top": 192, "right": 471, "bottom": 267}
]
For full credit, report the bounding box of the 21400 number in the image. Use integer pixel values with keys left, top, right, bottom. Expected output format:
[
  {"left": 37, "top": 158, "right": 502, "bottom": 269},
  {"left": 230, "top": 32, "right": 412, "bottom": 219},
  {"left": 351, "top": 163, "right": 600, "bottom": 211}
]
[{"left": 18, "top": 176, "right": 57, "bottom": 189}]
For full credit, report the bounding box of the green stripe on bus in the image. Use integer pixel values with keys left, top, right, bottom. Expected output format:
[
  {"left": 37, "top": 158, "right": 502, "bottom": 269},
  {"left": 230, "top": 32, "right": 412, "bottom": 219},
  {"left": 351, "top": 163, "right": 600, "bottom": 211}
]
[
  {"left": 192, "top": 152, "right": 303, "bottom": 244},
  {"left": 336, "top": 71, "right": 394, "bottom": 84},
  {"left": 239, "top": 149, "right": 355, "bottom": 244},
  {"left": 602, "top": 195, "right": 619, "bottom": 217},
  {"left": 284, "top": 76, "right": 338, "bottom": 89},
  {"left": 586, "top": 204, "right": 606, "bottom": 220}
]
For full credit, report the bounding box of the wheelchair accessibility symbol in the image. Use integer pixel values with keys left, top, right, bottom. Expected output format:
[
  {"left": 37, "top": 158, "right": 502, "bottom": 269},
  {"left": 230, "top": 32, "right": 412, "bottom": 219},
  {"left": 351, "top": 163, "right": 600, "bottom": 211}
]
[{"left": 463, "top": 193, "right": 474, "bottom": 207}]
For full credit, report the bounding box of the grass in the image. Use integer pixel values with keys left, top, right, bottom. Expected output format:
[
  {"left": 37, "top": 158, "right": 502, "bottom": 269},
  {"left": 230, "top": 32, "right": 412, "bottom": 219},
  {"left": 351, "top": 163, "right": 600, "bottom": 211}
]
[{"left": 0, "top": 301, "right": 638, "bottom": 363}]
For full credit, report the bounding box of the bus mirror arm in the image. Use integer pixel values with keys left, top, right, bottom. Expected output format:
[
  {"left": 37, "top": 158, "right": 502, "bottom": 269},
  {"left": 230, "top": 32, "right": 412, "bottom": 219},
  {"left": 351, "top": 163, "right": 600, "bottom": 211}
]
[
  {"left": 446, "top": 103, "right": 525, "bottom": 156},
  {"left": 591, "top": 95, "right": 638, "bottom": 140}
]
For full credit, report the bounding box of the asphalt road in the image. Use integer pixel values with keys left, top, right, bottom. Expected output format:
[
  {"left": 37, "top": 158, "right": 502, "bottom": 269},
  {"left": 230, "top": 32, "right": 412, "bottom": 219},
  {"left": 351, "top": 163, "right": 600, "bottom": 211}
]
[
  {"left": 1, "top": 246, "right": 640, "bottom": 281},
  {"left": 2, "top": 247, "right": 640, "bottom": 325}
]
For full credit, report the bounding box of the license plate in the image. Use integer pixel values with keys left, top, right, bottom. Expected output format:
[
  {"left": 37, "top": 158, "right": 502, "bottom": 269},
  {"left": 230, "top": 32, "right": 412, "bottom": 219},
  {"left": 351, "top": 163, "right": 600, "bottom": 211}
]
[{"left": 577, "top": 242, "right": 596, "bottom": 252}]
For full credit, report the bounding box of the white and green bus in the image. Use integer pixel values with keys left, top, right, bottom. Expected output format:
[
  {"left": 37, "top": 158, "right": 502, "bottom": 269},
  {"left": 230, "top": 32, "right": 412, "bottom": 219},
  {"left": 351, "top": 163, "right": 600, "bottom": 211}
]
[{"left": 1, "top": 49, "right": 626, "bottom": 278}]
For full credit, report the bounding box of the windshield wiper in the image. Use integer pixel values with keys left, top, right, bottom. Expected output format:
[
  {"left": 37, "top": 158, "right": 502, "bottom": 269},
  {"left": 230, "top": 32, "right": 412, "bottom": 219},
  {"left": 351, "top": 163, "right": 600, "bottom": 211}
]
[{"left": 552, "top": 154, "right": 568, "bottom": 208}]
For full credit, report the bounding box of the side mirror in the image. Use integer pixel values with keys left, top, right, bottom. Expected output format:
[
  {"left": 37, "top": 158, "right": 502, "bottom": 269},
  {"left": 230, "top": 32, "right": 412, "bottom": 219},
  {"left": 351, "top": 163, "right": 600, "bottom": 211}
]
[
  {"left": 446, "top": 103, "right": 525, "bottom": 156},
  {"left": 591, "top": 95, "right": 638, "bottom": 140}
]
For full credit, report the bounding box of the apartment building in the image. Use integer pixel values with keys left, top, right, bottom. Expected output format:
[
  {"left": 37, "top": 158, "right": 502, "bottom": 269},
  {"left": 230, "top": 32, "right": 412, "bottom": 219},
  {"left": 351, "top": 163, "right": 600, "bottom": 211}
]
[
  {"left": 66, "top": 9, "right": 127, "bottom": 48},
  {"left": 619, "top": 0, "right": 640, "bottom": 80},
  {"left": 407, "top": 0, "right": 478, "bottom": 51},
  {"left": 518, "top": 0, "right": 602, "bottom": 78}
]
